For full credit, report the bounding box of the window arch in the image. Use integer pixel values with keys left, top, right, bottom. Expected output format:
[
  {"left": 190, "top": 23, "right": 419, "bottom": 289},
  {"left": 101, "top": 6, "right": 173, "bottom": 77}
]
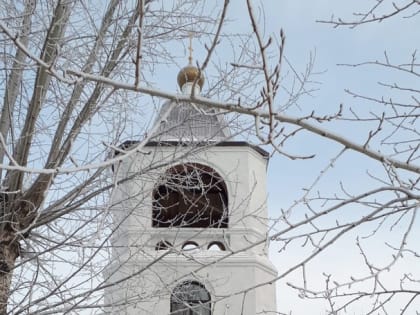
[
  {"left": 170, "top": 281, "right": 211, "bottom": 315},
  {"left": 152, "top": 163, "right": 228, "bottom": 228}
]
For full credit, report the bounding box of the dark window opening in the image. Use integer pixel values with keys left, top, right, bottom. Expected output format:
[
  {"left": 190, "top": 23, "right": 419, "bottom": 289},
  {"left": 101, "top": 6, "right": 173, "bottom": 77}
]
[
  {"left": 170, "top": 281, "right": 211, "bottom": 315},
  {"left": 155, "top": 240, "right": 173, "bottom": 250},
  {"left": 152, "top": 163, "right": 228, "bottom": 228}
]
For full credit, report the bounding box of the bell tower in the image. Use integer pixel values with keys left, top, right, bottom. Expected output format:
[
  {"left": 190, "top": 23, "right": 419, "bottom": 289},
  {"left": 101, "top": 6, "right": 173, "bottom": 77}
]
[{"left": 105, "top": 52, "right": 278, "bottom": 314}]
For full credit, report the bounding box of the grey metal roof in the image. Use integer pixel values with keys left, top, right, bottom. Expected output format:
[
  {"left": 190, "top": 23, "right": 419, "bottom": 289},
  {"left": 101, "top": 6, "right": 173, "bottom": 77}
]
[{"left": 152, "top": 100, "right": 231, "bottom": 142}]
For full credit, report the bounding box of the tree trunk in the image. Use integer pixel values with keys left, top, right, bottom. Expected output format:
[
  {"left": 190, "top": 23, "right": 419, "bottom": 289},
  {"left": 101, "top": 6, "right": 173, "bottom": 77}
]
[{"left": 0, "top": 239, "right": 19, "bottom": 315}]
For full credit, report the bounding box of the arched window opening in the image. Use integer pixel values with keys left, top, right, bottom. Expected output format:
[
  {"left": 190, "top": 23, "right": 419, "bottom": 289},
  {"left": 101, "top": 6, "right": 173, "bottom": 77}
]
[
  {"left": 155, "top": 240, "right": 172, "bottom": 251},
  {"left": 152, "top": 163, "right": 228, "bottom": 228},
  {"left": 207, "top": 241, "right": 225, "bottom": 251},
  {"left": 182, "top": 241, "right": 199, "bottom": 251},
  {"left": 170, "top": 281, "right": 211, "bottom": 315}
]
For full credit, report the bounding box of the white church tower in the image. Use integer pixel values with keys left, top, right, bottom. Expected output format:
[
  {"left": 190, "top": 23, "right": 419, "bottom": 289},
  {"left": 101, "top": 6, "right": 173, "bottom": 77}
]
[{"left": 105, "top": 56, "right": 277, "bottom": 314}]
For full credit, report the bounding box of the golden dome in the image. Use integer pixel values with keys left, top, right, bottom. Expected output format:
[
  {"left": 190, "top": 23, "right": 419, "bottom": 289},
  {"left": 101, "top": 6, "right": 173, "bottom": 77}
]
[{"left": 177, "top": 65, "right": 204, "bottom": 90}]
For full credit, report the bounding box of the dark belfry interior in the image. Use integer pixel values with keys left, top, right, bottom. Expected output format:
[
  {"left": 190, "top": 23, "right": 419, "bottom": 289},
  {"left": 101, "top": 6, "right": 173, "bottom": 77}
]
[{"left": 152, "top": 163, "right": 228, "bottom": 228}]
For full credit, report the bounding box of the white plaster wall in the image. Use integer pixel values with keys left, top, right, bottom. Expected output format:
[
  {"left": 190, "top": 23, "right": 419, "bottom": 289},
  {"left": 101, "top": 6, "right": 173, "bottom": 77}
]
[
  {"left": 105, "top": 251, "right": 277, "bottom": 315},
  {"left": 111, "top": 145, "right": 270, "bottom": 249},
  {"left": 105, "top": 143, "right": 277, "bottom": 314}
]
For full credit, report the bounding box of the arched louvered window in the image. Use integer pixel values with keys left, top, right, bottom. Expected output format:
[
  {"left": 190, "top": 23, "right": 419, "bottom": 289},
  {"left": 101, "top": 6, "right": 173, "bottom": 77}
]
[
  {"left": 170, "top": 281, "right": 211, "bottom": 315},
  {"left": 153, "top": 163, "right": 228, "bottom": 228}
]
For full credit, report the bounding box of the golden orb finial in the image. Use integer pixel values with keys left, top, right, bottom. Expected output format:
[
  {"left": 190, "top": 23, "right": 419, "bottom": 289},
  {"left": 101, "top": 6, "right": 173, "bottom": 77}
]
[{"left": 177, "top": 33, "right": 204, "bottom": 90}]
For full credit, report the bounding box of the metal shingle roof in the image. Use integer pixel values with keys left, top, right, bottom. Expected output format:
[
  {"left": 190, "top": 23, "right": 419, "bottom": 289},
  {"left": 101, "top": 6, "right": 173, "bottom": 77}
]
[{"left": 153, "top": 100, "right": 231, "bottom": 142}]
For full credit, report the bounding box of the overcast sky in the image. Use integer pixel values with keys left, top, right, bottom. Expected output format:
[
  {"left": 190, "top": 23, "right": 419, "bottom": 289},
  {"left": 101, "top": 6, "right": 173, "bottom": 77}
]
[{"left": 259, "top": 1, "right": 419, "bottom": 314}]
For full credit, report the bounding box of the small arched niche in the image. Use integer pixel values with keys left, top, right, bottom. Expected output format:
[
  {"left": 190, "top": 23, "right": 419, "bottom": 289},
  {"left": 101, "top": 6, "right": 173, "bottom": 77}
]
[
  {"left": 152, "top": 163, "right": 228, "bottom": 228},
  {"left": 207, "top": 241, "right": 225, "bottom": 251},
  {"left": 182, "top": 241, "right": 199, "bottom": 251},
  {"left": 155, "top": 240, "right": 173, "bottom": 251}
]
